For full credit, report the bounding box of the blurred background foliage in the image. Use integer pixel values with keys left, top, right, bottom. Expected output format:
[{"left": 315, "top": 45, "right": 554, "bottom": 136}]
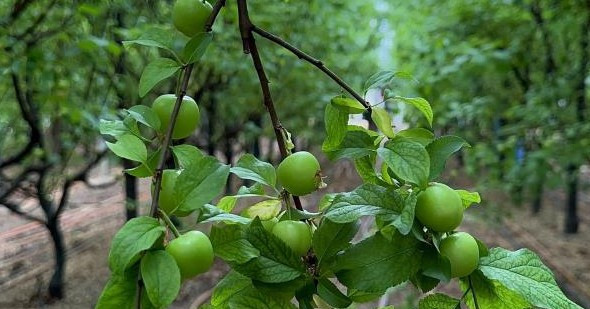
[
  {"left": 389, "top": 0, "right": 590, "bottom": 233},
  {"left": 1, "top": 0, "right": 589, "bottom": 301}
]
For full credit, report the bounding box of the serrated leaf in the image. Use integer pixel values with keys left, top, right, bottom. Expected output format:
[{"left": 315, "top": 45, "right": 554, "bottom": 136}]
[
  {"left": 313, "top": 219, "right": 359, "bottom": 268},
  {"left": 182, "top": 32, "right": 213, "bottom": 64},
  {"left": 421, "top": 246, "right": 451, "bottom": 282},
  {"left": 323, "top": 184, "right": 403, "bottom": 223},
  {"left": 411, "top": 272, "right": 440, "bottom": 293},
  {"left": 354, "top": 155, "right": 383, "bottom": 185},
  {"left": 456, "top": 189, "right": 481, "bottom": 209},
  {"left": 418, "top": 293, "right": 459, "bottom": 309},
  {"left": 108, "top": 217, "right": 166, "bottom": 274},
  {"left": 334, "top": 232, "right": 422, "bottom": 292},
  {"left": 171, "top": 144, "right": 204, "bottom": 168},
  {"left": 397, "top": 128, "right": 435, "bottom": 146},
  {"left": 460, "top": 271, "right": 531, "bottom": 309},
  {"left": 378, "top": 138, "right": 430, "bottom": 187},
  {"left": 392, "top": 96, "right": 433, "bottom": 127},
  {"left": 198, "top": 204, "right": 251, "bottom": 224},
  {"left": 123, "top": 27, "right": 180, "bottom": 60},
  {"left": 211, "top": 271, "right": 252, "bottom": 307},
  {"left": 174, "top": 155, "right": 230, "bottom": 215},
  {"left": 322, "top": 103, "right": 349, "bottom": 152},
  {"left": 324, "top": 127, "right": 378, "bottom": 160},
  {"left": 140, "top": 251, "right": 181, "bottom": 308},
  {"left": 427, "top": 135, "right": 469, "bottom": 180},
  {"left": 391, "top": 191, "right": 417, "bottom": 235},
  {"left": 317, "top": 278, "right": 352, "bottom": 308},
  {"left": 280, "top": 207, "right": 321, "bottom": 221},
  {"left": 371, "top": 107, "right": 395, "bottom": 138},
  {"left": 478, "top": 248, "right": 581, "bottom": 309},
  {"left": 125, "top": 148, "right": 160, "bottom": 178},
  {"left": 230, "top": 154, "right": 276, "bottom": 188},
  {"left": 210, "top": 224, "right": 259, "bottom": 264},
  {"left": 127, "top": 105, "right": 161, "bottom": 130},
  {"left": 99, "top": 119, "right": 132, "bottom": 138},
  {"left": 106, "top": 134, "right": 147, "bottom": 163},
  {"left": 226, "top": 286, "right": 298, "bottom": 309},
  {"left": 330, "top": 96, "right": 366, "bottom": 114},
  {"left": 234, "top": 220, "right": 305, "bottom": 283},
  {"left": 95, "top": 267, "right": 138, "bottom": 309},
  {"left": 139, "top": 58, "right": 180, "bottom": 98},
  {"left": 363, "top": 70, "right": 415, "bottom": 92},
  {"left": 243, "top": 199, "right": 281, "bottom": 220}
]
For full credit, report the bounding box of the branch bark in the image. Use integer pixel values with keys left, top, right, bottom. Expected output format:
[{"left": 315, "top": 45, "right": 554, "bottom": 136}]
[{"left": 236, "top": 0, "right": 303, "bottom": 210}]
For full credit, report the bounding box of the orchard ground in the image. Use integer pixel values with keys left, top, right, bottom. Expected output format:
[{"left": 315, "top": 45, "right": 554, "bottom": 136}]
[{"left": 0, "top": 155, "right": 589, "bottom": 308}]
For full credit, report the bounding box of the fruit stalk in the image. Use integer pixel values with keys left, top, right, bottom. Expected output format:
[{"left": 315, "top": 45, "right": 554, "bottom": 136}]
[{"left": 158, "top": 209, "right": 181, "bottom": 238}]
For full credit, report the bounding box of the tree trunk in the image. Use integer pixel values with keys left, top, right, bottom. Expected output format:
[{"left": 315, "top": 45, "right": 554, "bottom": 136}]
[
  {"left": 564, "top": 164, "right": 579, "bottom": 233},
  {"left": 47, "top": 219, "right": 65, "bottom": 299},
  {"left": 122, "top": 159, "right": 137, "bottom": 219},
  {"left": 531, "top": 179, "right": 544, "bottom": 214}
]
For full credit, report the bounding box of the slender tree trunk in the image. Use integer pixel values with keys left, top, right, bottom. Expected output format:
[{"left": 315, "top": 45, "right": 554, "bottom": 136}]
[
  {"left": 564, "top": 164, "right": 579, "bottom": 233},
  {"left": 207, "top": 103, "right": 217, "bottom": 156},
  {"left": 122, "top": 159, "right": 137, "bottom": 219},
  {"left": 531, "top": 179, "right": 544, "bottom": 214},
  {"left": 47, "top": 219, "right": 65, "bottom": 299}
]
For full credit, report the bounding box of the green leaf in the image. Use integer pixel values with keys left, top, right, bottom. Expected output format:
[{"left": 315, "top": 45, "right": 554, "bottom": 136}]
[
  {"left": 106, "top": 134, "right": 147, "bottom": 163},
  {"left": 313, "top": 219, "right": 359, "bottom": 268},
  {"left": 456, "top": 189, "right": 481, "bottom": 209},
  {"left": 391, "top": 191, "right": 417, "bottom": 235},
  {"left": 127, "top": 105, "right": 161, "bottom": 130},
  {"left": 334, "top": 232, "right": 422, "bottom": 292},
  {"left": 99, "top": 119, "right": 136, "bottom": 138},
  {"left": 96, "top": 267, "right": 138, "bottom": 309},
  {"left": 230, "top": 154, "right": 277, "bottom": 188},
  {"left": 426, "top": 135, "right": 469, "bottom": 180},
  {"left": 378, "top": 138, "right": 430, "bottom": 187},
  {"left": 324, "top": 127, "right": 378, "bottom": 160},
  {"left": 243, "top": 199, "right": 281, "bottom": 220},
  {"left": 171, "top": 144, "right": 204, "bottom": 168},
  {"left": 479, "top": 248, "right": 582, "bottom": 309},
  {"left": 108, "top": 217, "right": 166, "bottom": 275},
  {"left": 421, "top": 246, "right": 451, "bottom": 282},
  {"left": 123, "top": 27, "right": 180, "bottom": 60},
  {"left": 125, "top": 148, "right": 160, "bottom": 178},
  {"left": 397, "top": 128, "right": 435, "bottom": 146},
  {"left": 411, "top": 272, "right": 440, "bottom": 293},
  {"left": 215, "top": 184, "right": 270, "bottom": 213},
  {"left": 418, "top": 293, "right": 459, "bottom": 309},
  {"left": 211, "top": 271, "right": 252, "bottom": 307},
  {"left": 317, "top": 278, "right": 352, "bottom": 308},
  {"left": 322, "top": 103, "right": 349, "bottom": 152},
  {"left": 371, "top": 107, "right": 395, "bottom": 138},
  {"left": 234, "top": 220, "right": 305, "bottom": 283},
  {"left": 199, "top": 204, "right": 252, "bottom": 224},
  {"left": 210, "top": 224, "right": 259, "bottom": 264},
  {"left": 280, "top": 207, "right": 321, "bottom": 221},
  {"left": 323, "top": 184, "right": 403, "bottom": 223},
  {"left": 182, "top": 32, "right": 213, "bottom": 64},
  {"left": 461, "top": 271, "right": 531, "bottom": 309},
  {"left": 330, "top": 96, "right": 366, "bottom": 114},
  {"left": 354, "top": 155, "right": 385, "bottom": 185},
  {"left": 226, "top": 286, "right": 298, "bottom": 309},
  {"left": 140, "top": 250, "right": 181, "bottom": 308},
  {"left": 363, "top": 70, "right": 415, "bottom": 92},
  {"left": 391, "top": 96, "right": 433, "bottom": 127},
  {"left": 139, "top": 58, "right": 181, "bottom": 98},
  {"left": 175, "top": 155, "right": 230, "bottom": 215}
]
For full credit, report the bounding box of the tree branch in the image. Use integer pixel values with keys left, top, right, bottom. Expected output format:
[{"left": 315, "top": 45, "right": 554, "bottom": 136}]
[
  {"left": 1, "top": 201, "right": 45, "bottom": 223},
  {"left": 1, "top": 74, "right": 41, "bottom": 168},
  {"left": 237, "top": 0, "right": 304, "bottom": 210},
  {"left": 13, "top": 0, "right": 58, "bottom": 40},
  {"left": 251, "top": 25, "right": 371, "bottom": 110}
]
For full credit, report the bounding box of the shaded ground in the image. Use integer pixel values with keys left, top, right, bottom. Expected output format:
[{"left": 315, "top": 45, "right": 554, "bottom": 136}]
[{"left": 0, "top": 159, "right": 589, "bottom": 308}]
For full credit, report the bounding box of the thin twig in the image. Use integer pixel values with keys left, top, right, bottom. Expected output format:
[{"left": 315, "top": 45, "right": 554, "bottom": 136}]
[
  {"left": 251, "top": 25, "right": 371, "bottom": 111},
  {"left": 158, "top": 209, "right": 180, "bottom": 238},
  {"left": 1, "top": 201, "right": 45, "bottom": 223},
  {"left": 236, "top": 0, "right": 303, "bottom": 210},
  {"left": 469, "top": 275, "right": 480, "bottom": 309}
]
